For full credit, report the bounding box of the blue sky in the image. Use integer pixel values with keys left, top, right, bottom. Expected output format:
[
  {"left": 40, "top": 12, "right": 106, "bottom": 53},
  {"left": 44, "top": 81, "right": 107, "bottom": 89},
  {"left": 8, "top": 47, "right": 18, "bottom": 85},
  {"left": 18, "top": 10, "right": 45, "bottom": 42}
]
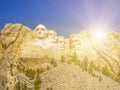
[{"left": 0, "top": 0, "right": 120, "bottom": 37}]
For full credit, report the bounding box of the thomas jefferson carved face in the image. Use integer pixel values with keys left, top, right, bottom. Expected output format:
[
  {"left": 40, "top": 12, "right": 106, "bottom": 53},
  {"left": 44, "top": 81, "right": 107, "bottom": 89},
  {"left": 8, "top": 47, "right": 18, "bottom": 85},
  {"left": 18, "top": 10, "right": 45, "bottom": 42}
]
[{"left": 47, "top": 30, "right": 57, "bottom": 39}]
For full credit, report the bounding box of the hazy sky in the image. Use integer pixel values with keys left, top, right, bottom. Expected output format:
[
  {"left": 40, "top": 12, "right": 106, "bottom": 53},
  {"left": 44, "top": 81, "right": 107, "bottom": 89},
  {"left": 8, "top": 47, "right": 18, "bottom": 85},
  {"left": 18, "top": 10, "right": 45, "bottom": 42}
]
[{"left": 0, "top": 0, "right": 120, "bottom": 37}]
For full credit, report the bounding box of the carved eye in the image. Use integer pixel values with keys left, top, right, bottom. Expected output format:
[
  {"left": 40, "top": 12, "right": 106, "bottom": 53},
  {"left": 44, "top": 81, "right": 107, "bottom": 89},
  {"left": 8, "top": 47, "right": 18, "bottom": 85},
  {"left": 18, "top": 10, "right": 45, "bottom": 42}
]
[
  {"left": 36, "top": 28, "right": 39, "bottom": 31},
  {"left": 39, "top": 32, "right": 41, "bottom": 34},
  {"left": 48, "top": 33, "right": 52, "bottom": 35},
  {"left": 41, "top": 28, "right": 45, "bottom": 31}
]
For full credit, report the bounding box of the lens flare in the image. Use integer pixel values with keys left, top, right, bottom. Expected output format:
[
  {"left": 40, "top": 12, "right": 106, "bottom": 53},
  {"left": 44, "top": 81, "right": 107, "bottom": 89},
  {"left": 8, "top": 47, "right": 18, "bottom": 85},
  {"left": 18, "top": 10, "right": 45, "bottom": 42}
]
[
  {"left": 93, "top": 30, "right": 106, "bottom": 40},
  {"left": 89, "top": 24, "right": 107, "bottom": 41}
]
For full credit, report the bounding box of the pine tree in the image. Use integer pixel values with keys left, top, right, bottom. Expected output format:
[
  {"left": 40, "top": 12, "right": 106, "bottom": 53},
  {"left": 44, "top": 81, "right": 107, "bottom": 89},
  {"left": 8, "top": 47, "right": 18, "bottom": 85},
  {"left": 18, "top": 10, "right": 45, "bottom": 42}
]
[
  {"left": 46, "top": 65, "right": 50, "bottom": 70},
  {"left": 102, "top": 64, "right": 109, "bottom": 76},
  {"left": 61, "top": 56, "right": 65, "bottom": 63},
  {"left": 83, "top": 57, "right": 88, "bottom": 71},
  {"left": 88, "top": 61, "right": 94, "bottom": 74},
  {"left": 25, "top": 68, "right": 36, "bottom": 80},
  {"left": 6, "top": 86, "right": 9, "bottom": 90},
  {"left": 115, "top": 69, "right": 120, "bottom": 83},
  {"left": 22, "top": 82, "right": 27, "bottom": 90},
  {"left": 73, "top": 52, "right": 80, "bottom": 65},
  {"left": 99, "top": 76, "right": 102, "bottom": 81},
  {"left": 2, "top": 81, "right": 5, "bottom": 87},
  {"left": 37, "top": 68, "right": 44, "bottom": 74},
  {"left": 34, "top": 74, "right": 42, "bottom": 90},
  {"left": 15, "top": 81, "right": 21, "bottom": 90},
  {"left": 46, "top": 86, "right": 53, "bottom": 90},
  {"left": 51, "top": 58, "right": 57, "bottom": 67}
]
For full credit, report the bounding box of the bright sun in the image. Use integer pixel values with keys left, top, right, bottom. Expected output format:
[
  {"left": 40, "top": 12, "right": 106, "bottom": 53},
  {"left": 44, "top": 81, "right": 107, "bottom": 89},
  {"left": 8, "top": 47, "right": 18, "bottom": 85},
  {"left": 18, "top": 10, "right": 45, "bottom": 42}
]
[
  {"left": 93, "top": 30, "right": 106, "bottom": 40},
  {"left": 90, "top": 24, "right": 108, "bottom": 40}
]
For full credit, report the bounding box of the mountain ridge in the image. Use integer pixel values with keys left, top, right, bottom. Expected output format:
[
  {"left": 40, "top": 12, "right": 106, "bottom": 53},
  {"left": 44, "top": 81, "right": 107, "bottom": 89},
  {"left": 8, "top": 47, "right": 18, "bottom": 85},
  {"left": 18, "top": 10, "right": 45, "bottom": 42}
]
[{"left": 0, "top": 23, "right": 120, "bottom": 90}]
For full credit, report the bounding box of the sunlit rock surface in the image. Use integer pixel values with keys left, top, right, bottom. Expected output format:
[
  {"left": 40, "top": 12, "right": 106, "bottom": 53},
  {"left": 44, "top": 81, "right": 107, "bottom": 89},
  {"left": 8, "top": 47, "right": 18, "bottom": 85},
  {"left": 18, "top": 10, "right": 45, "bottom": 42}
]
[
  {"left": 41, "top": 64, "right": 120, "bottom": 90},
  {"left": 69, "top": 30, "right": 120, "bottom": 75},
  {"left": 0, "top": 24, "right": 120, "bottom": 90}
]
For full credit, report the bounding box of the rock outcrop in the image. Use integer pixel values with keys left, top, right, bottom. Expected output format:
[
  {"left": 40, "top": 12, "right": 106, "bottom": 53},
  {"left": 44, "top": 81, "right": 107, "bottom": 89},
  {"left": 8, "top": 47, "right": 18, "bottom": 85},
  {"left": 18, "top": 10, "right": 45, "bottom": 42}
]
[
  {"left": 41, "top": 64, "right": 120, "bottom": 90},
  {"left": 0, "top": 23, "right": 120, "bottom": 90},
  {"left": 67, "top": 30, "right": 120, "bottom": 77}
]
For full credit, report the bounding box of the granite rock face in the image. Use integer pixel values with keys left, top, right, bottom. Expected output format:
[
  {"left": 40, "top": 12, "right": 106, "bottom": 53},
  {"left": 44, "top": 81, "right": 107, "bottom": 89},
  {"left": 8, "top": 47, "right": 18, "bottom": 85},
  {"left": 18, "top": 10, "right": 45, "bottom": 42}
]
[
  {"left": 0, "top": 24, "right": 64, "bottom": 74},
  {"left": 0, "top": 24, "right": 120, "bottom": 90},
  {"left": 0, "top": 24, "right": 30, "bottom": 69},
  {"left": 68, "top": 30, "right": 120, "bottom": 76}
]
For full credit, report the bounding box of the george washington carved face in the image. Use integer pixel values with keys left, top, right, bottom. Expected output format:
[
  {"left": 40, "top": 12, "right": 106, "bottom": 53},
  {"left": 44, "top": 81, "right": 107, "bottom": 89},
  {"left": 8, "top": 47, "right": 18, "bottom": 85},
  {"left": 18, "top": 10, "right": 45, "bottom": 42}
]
[{"left": 34, "top": 24, "right": 48, "bottom": 39}]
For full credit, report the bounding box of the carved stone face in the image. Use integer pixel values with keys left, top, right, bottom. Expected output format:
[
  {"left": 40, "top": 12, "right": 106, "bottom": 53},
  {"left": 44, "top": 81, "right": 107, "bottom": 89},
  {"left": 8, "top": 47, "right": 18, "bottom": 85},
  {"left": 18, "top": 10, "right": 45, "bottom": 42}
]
[
  {"left": 70, "top": 35, "right": 81, "bottom": 50},
  {"left": 34, "top": 24, "right": 48, "bottom": 39},
  {"left": 48, "top": 30, "right": 57, "bottom": 39},
  {"left": 57, "top": 36, "right": 64, "bottom": 43},
  {"left": 57, "top": 36, "right": 65, "bottom": 49},
  {"left": 70, "top": 36, "right": 79, "bottom": 43},
  {"left": 70, "top": 34, "right": 80, "bottom": 43}
]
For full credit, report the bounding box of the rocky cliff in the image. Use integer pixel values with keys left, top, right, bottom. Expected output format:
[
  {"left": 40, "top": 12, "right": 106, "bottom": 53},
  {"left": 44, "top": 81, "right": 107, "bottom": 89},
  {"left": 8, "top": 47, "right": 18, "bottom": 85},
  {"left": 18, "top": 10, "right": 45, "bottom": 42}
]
[{"left": 0, "top": 24, "right": 120, "bottom": 90}]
